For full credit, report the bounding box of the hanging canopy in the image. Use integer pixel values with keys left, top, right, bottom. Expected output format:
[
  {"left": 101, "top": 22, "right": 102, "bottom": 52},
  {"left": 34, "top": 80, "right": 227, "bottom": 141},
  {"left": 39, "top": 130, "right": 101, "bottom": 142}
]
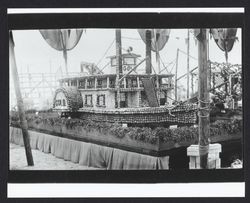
[
  {"left": 137, "top": 29, "right": 171, "bottom": 52},
  {"left": 211, "top": 28, "right": 237, "bottom": 53},
  {"left": 39, "top": 29, "right": 83, "bottom": 51}
]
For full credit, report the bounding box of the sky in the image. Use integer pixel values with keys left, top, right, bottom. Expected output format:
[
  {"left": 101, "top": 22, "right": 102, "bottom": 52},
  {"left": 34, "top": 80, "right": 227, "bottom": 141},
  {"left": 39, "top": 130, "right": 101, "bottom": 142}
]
[{"left": 11, "top": 28, "right": 242, "bottom": 78}]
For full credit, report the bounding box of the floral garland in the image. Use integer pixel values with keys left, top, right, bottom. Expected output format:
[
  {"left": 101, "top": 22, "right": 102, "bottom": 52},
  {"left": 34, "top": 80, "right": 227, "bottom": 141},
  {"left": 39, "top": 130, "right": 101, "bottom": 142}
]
[{"left": 10, "top": 112, "right": 242, "bottom": 145}]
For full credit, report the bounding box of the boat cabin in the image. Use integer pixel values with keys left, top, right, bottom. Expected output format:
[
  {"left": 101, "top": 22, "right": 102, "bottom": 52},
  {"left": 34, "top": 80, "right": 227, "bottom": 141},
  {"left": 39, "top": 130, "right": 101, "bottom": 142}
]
[
  {"left": 54, "top": 73, "right": 174, "bottom": 111},
  {"left": 53, "top": 52, "right": 174, "bottom": 111}
]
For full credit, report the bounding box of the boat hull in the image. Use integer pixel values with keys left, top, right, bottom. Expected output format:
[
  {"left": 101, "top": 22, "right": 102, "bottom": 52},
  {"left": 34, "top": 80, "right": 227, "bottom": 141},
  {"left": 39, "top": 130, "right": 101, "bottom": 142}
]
[{"left": 56, "top": 104, "right": 198, "bottom": 126}]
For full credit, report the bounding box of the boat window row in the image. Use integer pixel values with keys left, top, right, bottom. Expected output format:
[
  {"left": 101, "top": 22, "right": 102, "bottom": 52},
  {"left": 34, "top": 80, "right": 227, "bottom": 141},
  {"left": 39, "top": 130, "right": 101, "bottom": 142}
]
[{"left": 62, "top": 76, "right": 173, "bottom": 90}]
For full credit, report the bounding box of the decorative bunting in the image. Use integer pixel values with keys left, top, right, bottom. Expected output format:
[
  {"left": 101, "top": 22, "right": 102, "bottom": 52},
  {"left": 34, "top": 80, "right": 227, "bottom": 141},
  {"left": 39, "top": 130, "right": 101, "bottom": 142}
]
[
  {"left": 39, "top": 29, "right": 83, "bottom": 51},
  {"left": 137, "top": 29, "right": 171, "bottom": 52}
]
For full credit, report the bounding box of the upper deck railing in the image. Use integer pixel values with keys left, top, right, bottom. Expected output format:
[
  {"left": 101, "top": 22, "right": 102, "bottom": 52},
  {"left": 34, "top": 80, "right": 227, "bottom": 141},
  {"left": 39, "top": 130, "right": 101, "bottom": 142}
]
[{"left": 60, "top": 74, "right": 174, "bottom": 91}]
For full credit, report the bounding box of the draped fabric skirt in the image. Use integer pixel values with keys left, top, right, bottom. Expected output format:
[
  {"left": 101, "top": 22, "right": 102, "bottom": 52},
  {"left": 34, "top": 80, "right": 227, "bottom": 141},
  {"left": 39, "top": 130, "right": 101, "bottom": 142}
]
[{"left": 10, "top": 127, "right": 169, "bottom": 170}]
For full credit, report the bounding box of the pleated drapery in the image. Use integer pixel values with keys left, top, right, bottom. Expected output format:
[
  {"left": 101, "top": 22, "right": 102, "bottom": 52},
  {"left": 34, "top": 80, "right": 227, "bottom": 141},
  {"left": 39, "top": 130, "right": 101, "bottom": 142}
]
[{"left": 10, "top": 127, "right": 169, "bottom": 170}]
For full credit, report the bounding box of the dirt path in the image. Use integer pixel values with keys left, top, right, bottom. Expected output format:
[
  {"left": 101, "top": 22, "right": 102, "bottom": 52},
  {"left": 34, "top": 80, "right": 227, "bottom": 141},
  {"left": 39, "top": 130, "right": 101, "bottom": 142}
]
[{"left": 9, "top": 143, "right": 100, "bottom": 170}]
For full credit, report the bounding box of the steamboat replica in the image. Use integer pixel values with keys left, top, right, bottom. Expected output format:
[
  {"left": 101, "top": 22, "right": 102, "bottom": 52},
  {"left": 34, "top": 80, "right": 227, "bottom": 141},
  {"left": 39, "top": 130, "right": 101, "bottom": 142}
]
[
  {"left": 50, "top": 28, "right": 241, "bottom": 127},
  {"left": 53, "top": 52, "right": 197, "bottom": 127}
]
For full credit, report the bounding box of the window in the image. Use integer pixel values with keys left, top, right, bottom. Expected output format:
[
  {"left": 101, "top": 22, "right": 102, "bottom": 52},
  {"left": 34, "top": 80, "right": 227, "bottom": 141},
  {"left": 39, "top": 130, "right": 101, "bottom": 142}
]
[
  {"left": 97, "top": 79, "right": 102, "bottom": 88},
  {"left": 87, "top": 80, "right": 94, "bottom": 88},
  {"left": 79, "top": 80, "right": 85, "bottom": 87},
  {"left": 139, "top": 79, "right": 143, "bottom": 87},
  {"left": 115, "top": 92, "right": 127, "bottom": 108},
  {"left": 71, "top": 80, "right": 77, "bottom": 86},
  {"left": 123, "top": 57, "right": 135, "bottom": 65},
  {"left": 132, "top": 79, "right": 137, "bottom": 87},
  {"left": 120, "top": 93, "right": 126, "bottom": 101},
  {"left": 85, "top": 95, "right": 93, "bottom": 106},
  {"left": 97, "top": 94, "right": 105, "bottom": 106},
  {"left": 110, "top": 79, "right": 115, "bottom": 88},
  {"left": 55, "top": 100, "right": 61, "bottom": 106},
  {"left": 120, "top": 93, "right": 127, "bottom": 108},
  {"left": 62, "top": 99, "right": 66, "bottom": 106}
]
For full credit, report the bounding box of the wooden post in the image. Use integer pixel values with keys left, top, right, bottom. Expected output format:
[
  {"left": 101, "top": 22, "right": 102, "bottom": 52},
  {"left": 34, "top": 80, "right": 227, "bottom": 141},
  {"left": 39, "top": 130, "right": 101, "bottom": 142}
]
[
  {"left": 123, "top": 77, "right": 127, "bottom": 88},
  {"left": 198, "top": 29, "right": 210, "bottom": 169},
  {"left": 9, "top": 31, "right": 34, "bottom": 166},
  {"left": 146, "top": 30, "right": 152, "bottom": 74},
  {"left": 76, "top": 79, "right": 79, "bottom": 88},
  {"left": 115, "top": 29, "right": 122, "bottom": 108},
  {"left": 85, "top": 78, "right": 88, "bottom": 89},
  {"left": 107, "top": 77, "right": 110, "bottom": 88},
  {"left": 187, "top": 29, "right": 190, "bottom": 100},
  {"left": 94, "top": 77, "right": 97, "bottom": 89}
]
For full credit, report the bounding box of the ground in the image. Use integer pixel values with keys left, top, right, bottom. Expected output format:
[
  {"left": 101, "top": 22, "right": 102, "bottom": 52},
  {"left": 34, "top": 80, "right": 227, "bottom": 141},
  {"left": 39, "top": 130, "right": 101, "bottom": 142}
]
[
  {"left": 9, "top": 143, "right": 100, "bottom": 170},
  {"left": 10, "top": 143, "right": 242, "bottom": 170}
]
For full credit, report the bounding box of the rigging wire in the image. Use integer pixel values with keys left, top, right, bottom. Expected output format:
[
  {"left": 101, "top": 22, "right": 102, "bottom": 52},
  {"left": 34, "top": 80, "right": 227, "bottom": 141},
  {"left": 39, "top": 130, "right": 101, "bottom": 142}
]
[
  {"left": 96, "top": 39, "right": 115, "bottom": 67},
  {"left": 122, "top": 36, "right": 142, "bottom": 41},
  {"left": 158, "top": 53, "right": 173, "bottom": 74},
  {"left": 99, "top": 61, "right": 111, "bottom": 73},
  {"left": 159, "top": 58, "right": 176, "bottom": 74},
  {"left": 169, "top": 60, "right": 177, "bottom": 74},
  {"left": 178, "top": 49, "right": 198, "bottom": 60}
]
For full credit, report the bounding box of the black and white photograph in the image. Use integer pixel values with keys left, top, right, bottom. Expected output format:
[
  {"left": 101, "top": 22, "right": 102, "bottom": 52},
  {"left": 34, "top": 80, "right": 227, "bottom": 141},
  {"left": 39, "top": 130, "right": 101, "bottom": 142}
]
[
  {"left": 9, "top": 25, "right": 243, "bottom": 171},
  {"left": 2, "top": 5, "right": 248, "bottom": 199}
]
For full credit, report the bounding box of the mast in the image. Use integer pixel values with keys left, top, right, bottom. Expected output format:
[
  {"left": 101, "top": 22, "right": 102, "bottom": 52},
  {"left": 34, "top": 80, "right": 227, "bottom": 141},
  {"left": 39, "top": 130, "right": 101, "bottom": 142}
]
[
  {"left": 115, "top": 29, "right": 122, "bottom": 108},
  {"left": 146, "top": 30, "right": 152, "bottom": 74},
  {"left": 154, "top": 30, "right": 161, "bottom": 74},
  {"left": 9, "top": 31, "right": 34, "bottom": 166},
  {"left": 198, "top": 29, "right": 210, "bottom": 169},
  {"left": 154, "top": 30, "right": 161, "bottom": 103}
]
